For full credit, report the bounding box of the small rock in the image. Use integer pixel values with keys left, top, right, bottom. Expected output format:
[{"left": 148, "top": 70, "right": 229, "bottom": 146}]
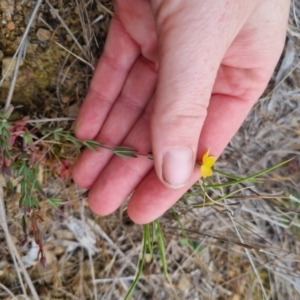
[
  {"left": 2, "top": 0, "right": 14, "bottom": 20},
  {"left": 178, "top": 275, "right": 191, "bottom": 292},
  {"left": 54, "top": 245, "right": 64, "bottom": 256},
  {"left": 66, "top": 34, "right": 73, "bottom": 42},
  {"left": 2, "top": 57, "right": 24, "bottom": 80},
  {"left": 50, "top": 8, "right": 59, "bottom": 19},
  {"left": 8, "top": 5, "right": 14, "bottom": 14},
  {"left": 0, "top": 50, "right": 4, "bottom": 61},
  {"left": 6, "top": 20, "right": 15, "bottom": 31},
  {"left": 37, "top": 28, "right": 51, "bottom": 41},
  {"left": 63, "top": 103, "right": 79, "bottom": 118},
  {"left": 61, "top": 96, "right": 70, "bottom": 104}
]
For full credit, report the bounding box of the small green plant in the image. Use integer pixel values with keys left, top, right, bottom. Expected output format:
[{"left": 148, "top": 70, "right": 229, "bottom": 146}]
[
  {"left": 123, "top": 158, "right": 292, "bottom": 299},
  {"left": 0, "top": 110, "right": 13, "bottom": 176},
  {"left": 0, "top": 109, "right": 157, "bottom": 269},
  {"left": 124, "top": 220, "right": 170, "bottom": 300}
]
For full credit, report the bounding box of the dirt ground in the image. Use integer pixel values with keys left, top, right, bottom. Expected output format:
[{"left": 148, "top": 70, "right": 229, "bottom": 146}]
[{"left": 1, "top": 1, "right": 300, "bottom": 299}]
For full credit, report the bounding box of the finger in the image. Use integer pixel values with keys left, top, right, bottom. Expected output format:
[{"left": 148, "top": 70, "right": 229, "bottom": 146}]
[
  {"left": 73, "top": 57, "right": 157, "bottom": 188},
  {"left": 128, "top": 47, "right": 288, "bottom": 224},
  {"left": 127, "top": 92, "right": 259, "bottom": 224},
  {"left": 128, "top": 169, "right": 199, "bottom": 224},
  {"left": 87, "top": 87, "right": 257, "bottom": 220},
  {"left": 87, "top": 105, "right": 154, "bottom": 216},
  {"left": 75, "top": 17, "right": 140, "bottom": 140},
  {"left": 150, "top": 2, "right": 255, "bottom": 189},
  {"left": 86, "top": 56, "right": 278, "bottom": 221},
  {"left": 115, "top": 0, "right": 158, "bottom": 63}
]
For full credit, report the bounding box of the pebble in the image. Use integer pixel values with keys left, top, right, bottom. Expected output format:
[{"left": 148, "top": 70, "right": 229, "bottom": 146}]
[
  {"left": 2, "top": 57, "right": 24, "bottom": 80},
  {"left": 61, "top": 96, "right": 71, "bottom": 104},
  {"left": 37, "top": 28, "right": 51, "bottom": 41},
  {"left": 63, "top": 103, "right": 79, "bottom": 118},
  {"left": 6, "top": 20, "right": 15, "bottom": 31},
  {"left": 2, "top": 0, "right": 14, "bottom": 20}
]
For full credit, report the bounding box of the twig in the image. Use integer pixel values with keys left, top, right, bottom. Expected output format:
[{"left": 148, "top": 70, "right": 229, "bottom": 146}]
[
  {"left": 228, "top": 211, "right": 268, "bottom": 299},
  {"left": 54, "top": 41, "right": 95, "bottom": 71},
  {"left": 0, "top": 184, "right": 39, "bottom": 300},
  {"left": 45, "top": 0, "right": 89, "bottom": 60},
  {"left": 24, "top": 117, "right": 76, "bottom": 124},
  {"left": 4, "top": 0, "right": 43, "bottom": 112},
  {"left": 94, "top": 274, "right": 164, "bottom": 284},
  {"left": 0, "top": 283, "right": 17, "bottom": 299}
]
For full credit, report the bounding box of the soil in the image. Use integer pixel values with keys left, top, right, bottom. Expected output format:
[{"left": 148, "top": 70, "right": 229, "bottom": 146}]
[
  {"left": 1, "top": 1, "right": 300, "bottom": 300},
  {"left": 1, "top": 0, "right": 111, "bottom": 112}
]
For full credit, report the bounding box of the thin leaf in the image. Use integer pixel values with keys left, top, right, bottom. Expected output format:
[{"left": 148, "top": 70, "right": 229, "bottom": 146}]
[
  {"left": 205, "top": 159, "right": 293, "bottom": 189},
  {"left": 172, "top": 209, "right": 189, "bottom": 241},
  {"left": 124, "top": 225, "right": 148, "bottom": 300},
  {"left": 155, "top": 221, "right": 168, "bottom": 278},
  {"left": 144, "top": 223, "right": 153, "bottom": 257},
  {"left": 83, "top": 140, "right": 101, "bottom": 151},
  {"left": 23, "top": 132, "right": 33, "bottom": 144},
  {"left": 112, "top": 146, "right": 138, "bottom": 158},
  {"left": 2, "top": 127, "right": 11, "bottom": 140},
  {"left": 53, "top": 132, "right": 60, "bottom": 141},
  {"left": 84, "top": 139, "right": 102, "bottom": 146},
  {"left": 147, "top": 153, "right": 153, "bottom": 160},
  {"left": 53, "top": 128, "right": 64, "bottom": 133},
  {"left": 65, "top": 134, "right": 82, "bottom": 147},
  {"left": 48, "top": 197, "right": 62, "bottom": 207}
]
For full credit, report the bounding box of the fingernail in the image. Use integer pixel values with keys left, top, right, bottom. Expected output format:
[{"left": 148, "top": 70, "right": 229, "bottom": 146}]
[{"left": 162, "top": 146, "right": 194, "bottom": 188}]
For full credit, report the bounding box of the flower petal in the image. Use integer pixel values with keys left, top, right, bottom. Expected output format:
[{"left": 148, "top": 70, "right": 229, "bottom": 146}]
[
  {"left": 200, "top": 149, "right": 216, "bottom": 178},
  {"left": 200, "top": 165, "right": 213, "bottom": 178},
  {"left": 205, "top": 156, "right": 217, "bottom": 168},
  {"left": 202, "top": 149, "right": 210, "bottom": 162}
]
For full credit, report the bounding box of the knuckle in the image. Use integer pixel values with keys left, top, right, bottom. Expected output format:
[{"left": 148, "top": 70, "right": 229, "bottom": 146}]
[
  {"left": 160, "top": 102, "right": 207, "bottom": 127},
  {"left": 120, "top": 93, "right": 144, "bottom": 111}
]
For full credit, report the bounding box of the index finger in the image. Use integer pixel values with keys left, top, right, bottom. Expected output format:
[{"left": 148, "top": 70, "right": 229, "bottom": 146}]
[{"left": 75, "top": 18, "right": 140, "bottom": 140}]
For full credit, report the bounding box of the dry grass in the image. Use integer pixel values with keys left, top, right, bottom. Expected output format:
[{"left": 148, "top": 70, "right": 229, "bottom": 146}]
[{"left": 1, "top": 1, "right": 300, "bottom": 299}]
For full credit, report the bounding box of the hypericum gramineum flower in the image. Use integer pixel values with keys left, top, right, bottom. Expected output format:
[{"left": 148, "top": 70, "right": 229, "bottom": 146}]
[{"left": 200, "top": 149, "right": 216, "bottom": 178}]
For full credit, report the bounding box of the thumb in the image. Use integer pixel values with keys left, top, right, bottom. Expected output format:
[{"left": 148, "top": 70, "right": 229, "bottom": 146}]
[{"left": 150, "top": 1, "right": 252, "bottom": 188}]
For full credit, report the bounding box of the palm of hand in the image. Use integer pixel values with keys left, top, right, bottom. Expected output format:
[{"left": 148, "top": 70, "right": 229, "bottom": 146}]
[{"left": 73, "top": 0, "right": 289, "bottom": 223}]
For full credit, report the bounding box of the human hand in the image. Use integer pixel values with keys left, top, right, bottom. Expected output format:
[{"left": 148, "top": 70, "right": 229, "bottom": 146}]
[{"left": 73, "top": 0, "right": 289, "bottom": 224}]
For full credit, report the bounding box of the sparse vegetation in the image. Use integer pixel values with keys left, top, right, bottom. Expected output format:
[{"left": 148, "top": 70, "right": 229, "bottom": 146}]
[{"left": 1, "top": 1, "right": 300, "bottom": 299}]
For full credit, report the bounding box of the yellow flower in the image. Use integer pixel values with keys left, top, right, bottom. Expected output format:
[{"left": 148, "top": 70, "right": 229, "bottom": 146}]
[{"left": 200, "top": 149, "right": 216, "bottom": 178}]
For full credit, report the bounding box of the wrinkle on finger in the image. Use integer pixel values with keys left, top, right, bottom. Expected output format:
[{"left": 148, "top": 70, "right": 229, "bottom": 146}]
[{"left": 75, "top": 18, "right": 141, "bottom": 140}]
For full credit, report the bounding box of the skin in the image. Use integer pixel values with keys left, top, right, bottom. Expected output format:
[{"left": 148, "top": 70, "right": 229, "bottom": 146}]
[{"left": 73, "top": 0, "right": 290, "bottom": 224}]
